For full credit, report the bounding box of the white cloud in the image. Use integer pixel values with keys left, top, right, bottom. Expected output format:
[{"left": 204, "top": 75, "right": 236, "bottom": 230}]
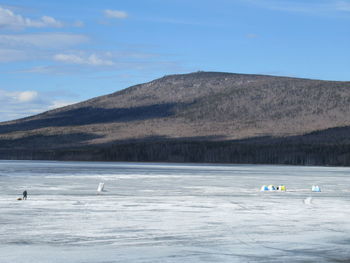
[
  {"left": 0, "top": 48, "right": 29, "bottom": 62},
  {"left": 16, "top": 91, "right": 38, "bottom": 102},
  {"left": 20, "top": 55, "right": 184, "bottom": 75},
  {"left": 53, "top": 53, "right": 114, "bottom": 66},
  {"left": 0, "top": 33, "right": 89, "bottom": 48},
  {"left": 0, "top": 89, "right": 76, "bottom": 122},
  {"left": 53, "top": 54, "right": 85, "bottom": 64},
  {"left": 0, "top": 90, "right": 38, "bottom": 103},
  {"left": 18, "top": 66, "right": 57, "bottom": 74},
  {"left": 17, "top": 65, "right": 90, "bottom": 75},
  {"left": 40, "top": 16, "right": 63, "bottom": 27},
  {"left": 86, "top": 54, "right": 114, "bottom": 66},
  {"left": 0, "top": 33, "right": 89, "bottom": 63},
  {"left": 104, "top": 9, "right": 128, "bottom": 19},
  {"left": 0, "top": 6, "right": 63, "bottom": 29}
]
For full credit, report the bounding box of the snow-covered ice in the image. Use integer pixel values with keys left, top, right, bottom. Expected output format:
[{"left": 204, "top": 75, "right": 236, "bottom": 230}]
[{"left": 1, "top": 160, "right": 350, "bottom": 262}]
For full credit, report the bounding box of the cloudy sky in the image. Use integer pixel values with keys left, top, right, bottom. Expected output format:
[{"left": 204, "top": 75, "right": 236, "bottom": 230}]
[{"left": 0, "top": 0, "right": 349, "bottom": 121}]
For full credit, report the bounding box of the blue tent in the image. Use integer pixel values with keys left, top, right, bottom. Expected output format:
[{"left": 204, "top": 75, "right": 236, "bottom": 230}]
[{"left": 260, "top": 185, "right": 269, "bottom": 191}]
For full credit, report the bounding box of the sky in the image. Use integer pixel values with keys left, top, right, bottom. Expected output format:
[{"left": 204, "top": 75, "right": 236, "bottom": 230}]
[{"left": 0, "top": 0, "right": 349, "bottom": 121}]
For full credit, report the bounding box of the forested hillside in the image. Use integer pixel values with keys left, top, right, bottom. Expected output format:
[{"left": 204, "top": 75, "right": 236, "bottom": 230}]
[{"left": 1, "top": 72, "right": 350, "bottom": 165}]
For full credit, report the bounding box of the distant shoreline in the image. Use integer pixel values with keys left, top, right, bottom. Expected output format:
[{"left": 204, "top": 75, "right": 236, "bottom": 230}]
[{"left": 1, "top": 137, "right": 349, "bottom": 167}]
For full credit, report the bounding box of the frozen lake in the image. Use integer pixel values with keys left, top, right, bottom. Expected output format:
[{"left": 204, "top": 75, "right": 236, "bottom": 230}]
[{"left": 1, "top": 161, "right": 350, "bottom": 262}]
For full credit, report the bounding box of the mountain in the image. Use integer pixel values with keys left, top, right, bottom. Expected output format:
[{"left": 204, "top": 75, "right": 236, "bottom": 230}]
[{"left": 1, "top": 71, "right": 350, "bottom": 165}]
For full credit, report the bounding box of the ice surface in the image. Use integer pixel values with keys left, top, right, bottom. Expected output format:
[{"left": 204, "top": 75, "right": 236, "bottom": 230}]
[{"left": 1, "top": 160, "right": 350, "bottom": 262}]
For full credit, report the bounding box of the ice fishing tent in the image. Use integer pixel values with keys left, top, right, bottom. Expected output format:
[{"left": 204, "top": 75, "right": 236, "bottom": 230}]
[
  {"left": 278, "top": 185, "right": 286, "bottom": 191},
  {"left": 97, "top": 182, "right": 105, "bottom": 193},
  {"left": 260, "top": 185, "right": 269, "bottom": 191},
  {"left": 312, "top": 185, "right": 321, "bottom": 192},
  {"left": 268, "top": 185, "right": 276, "bottom": 191}
]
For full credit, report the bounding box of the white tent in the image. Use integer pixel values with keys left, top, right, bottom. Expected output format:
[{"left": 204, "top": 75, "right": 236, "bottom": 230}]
[
  {"left": 97, "top": 182, "right": 105, "bottom": 193},
  {"left": 312, "top": 185, "right": 321, "bottom": 192}
]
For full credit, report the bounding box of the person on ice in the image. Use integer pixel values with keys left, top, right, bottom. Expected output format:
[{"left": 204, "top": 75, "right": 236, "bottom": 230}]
[{"left": 23, "top": 190, "right": 27, "bottom": 200}]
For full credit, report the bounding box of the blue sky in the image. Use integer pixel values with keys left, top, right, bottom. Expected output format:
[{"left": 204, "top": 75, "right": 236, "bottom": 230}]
[{"left": 0, "top": 0, "right": 349, "bottom": 121}]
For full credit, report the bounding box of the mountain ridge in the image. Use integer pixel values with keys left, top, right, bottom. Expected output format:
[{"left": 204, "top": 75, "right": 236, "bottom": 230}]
[
  {"left": 4, "top": 71, "right": 347, "bottom": 124},
  {"left": 1, "top": 71, "right": 350, "bottom": 165}
]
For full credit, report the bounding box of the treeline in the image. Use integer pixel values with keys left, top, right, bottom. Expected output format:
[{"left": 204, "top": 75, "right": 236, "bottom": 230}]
[{"left": 1, "top": 139, "right": 350, "bottom": 166}]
